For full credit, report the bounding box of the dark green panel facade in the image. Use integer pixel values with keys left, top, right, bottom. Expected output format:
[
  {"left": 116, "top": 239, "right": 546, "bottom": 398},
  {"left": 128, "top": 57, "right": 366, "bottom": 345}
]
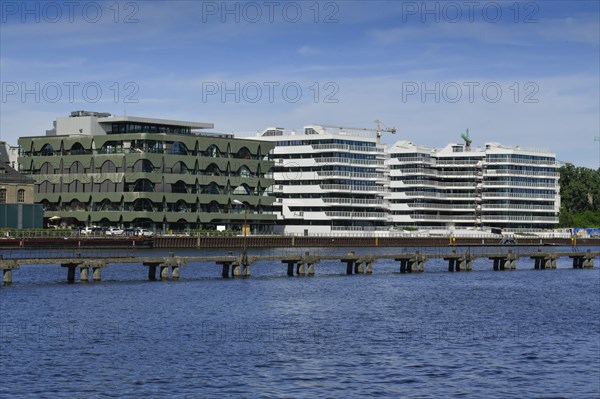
[{"left": 19, "top": 131, "right": 275, "bottom": 233}]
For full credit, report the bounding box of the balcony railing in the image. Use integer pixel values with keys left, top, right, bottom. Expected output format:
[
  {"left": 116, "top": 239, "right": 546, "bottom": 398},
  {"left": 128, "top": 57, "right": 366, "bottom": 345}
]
[
  {"left": 485, "top": 158, "right": 559, "bottom": 166},
  {"left": 313, "top": 157, "right": 384, "bottom": 166},
  {"left": 481, "top": 215, "right": 559, "bottom": 222},
  {"left": 407, "top": 203, "right": 475, "bottom": 209},
  {"left": 320, "top": 184, "right": 387, "bottom": 192},
  {"left": 325, "top": 211, "right": 388, "bottom": 218},
  {"left": 482, "top": 193, "right": 556, "bottom": 199},
  {"left": 317, "top": 171, "right": 383, "bottom": 179},
  {"left": 410, "top": 214, "right": 476, "bottom": 220},
  {"left": 483, "top": 181, "right": 557, "bottom": 188},
  {"left": 484, "top": 170, "right": 559, "bottom": 177},
  {"left": 311, "top": 144, "right": 384, "bottom": 153},
  {"left": 482, "top": 204, "right": 556, "bottom": 211},
  {"left": 322, "top": 197, "right": 386, "bottom": 205},
  {"left": 404, "top": 191, "right": 475, "bottom": 198}
]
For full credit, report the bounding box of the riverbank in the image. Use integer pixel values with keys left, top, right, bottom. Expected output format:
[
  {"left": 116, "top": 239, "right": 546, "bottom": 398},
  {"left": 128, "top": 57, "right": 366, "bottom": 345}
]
[{"left": 1, "top": 235, "right": 598, "bottom": 249}]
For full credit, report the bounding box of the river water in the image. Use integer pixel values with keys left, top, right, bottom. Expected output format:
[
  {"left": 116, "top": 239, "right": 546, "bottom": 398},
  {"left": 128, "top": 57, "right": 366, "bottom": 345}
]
[{"left": 1, "top": 246, "right": 599, "bottom": 398}]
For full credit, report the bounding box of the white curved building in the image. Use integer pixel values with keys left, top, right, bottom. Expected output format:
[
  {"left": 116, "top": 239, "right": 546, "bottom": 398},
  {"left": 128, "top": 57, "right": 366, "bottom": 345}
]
[
  {"left": 387, "top": 141, "right": 560, "bottom": 230},
  {"left": 257, "top": 125, "right": 389, "bottom": 236}
]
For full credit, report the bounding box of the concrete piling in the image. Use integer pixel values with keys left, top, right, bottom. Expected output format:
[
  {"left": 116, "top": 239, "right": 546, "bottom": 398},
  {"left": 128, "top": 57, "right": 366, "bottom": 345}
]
[
  {"left": 297, "top": 262, "right": 306, "bottom": 276},
  {"left": 148, "top": 264, "right": 157, "bottom": 280},
  {"left": 3, "top": 269, "right": 13, "bottom": 285},
  {"left": 232, "top": 262, "right": 241, "bottom": 277},
  {"left": 243, "top": 264, "right": 251, "bottom": 277},
  {"left": 92, "top": 266, "right": 102, "bottom": 281},
  {"left": 221, "top": 263, "right": 230, "bottom": 278},
  {"left": 79, "top": 266, "right": 89, "bottom": 282}
]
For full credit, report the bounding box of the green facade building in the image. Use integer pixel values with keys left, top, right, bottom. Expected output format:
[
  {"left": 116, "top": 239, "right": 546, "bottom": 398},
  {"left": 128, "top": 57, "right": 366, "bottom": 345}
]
[{"left": 18, "top": 111, "right": 275, "bottom": 233}]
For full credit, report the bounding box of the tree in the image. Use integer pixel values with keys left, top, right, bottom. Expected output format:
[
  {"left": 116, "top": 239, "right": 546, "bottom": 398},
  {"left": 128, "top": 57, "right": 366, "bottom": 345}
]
[{"left": 558, "top": 165, "right": 600, "bottom": 227}]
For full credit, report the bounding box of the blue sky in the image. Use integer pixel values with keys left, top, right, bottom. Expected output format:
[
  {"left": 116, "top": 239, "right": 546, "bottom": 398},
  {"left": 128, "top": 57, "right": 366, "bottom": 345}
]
[{"left": 1, "top": 0, "right": 599, "bottom": 167}]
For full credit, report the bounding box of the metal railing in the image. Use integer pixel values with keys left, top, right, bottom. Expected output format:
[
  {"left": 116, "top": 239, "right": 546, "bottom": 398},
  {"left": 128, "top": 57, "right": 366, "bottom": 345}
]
[
  {"left": 407, "top": 203, "right": 475, "bottom": 209},
  {"left": 482, "top": 193, "right": 556, "bottom": 199},
  {"left": 320, "top": 184, "right": 387, "bottom": 192},
  {"left": 484, "top": 170, "right": 559, "bottom": 177},
  {"left": 482, "top": 204, "right": 556, "bottom": 211},
  {"left": 324, "top": 211, "right": 388, "bottom": 218},
  {"left": 311, "top": 144, "right": 384, "bottom": 153},
  {"left": 317, "top": 171, "right": 383, "bottom": 179},
  {"left": 313, "top": 157, "right": 384, "bottom": 166}
]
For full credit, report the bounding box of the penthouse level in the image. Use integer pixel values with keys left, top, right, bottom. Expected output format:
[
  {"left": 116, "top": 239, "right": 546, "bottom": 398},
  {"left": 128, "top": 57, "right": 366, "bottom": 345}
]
[{"left": 17, "top": 111, "right": 276, "bottom": 233}]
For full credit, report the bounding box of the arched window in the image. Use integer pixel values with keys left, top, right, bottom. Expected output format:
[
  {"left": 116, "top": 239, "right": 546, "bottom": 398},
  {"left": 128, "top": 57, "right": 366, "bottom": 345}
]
[
  {"left": 100, "top": 160, "right": 117, "bottom": 173},
  {"left": 172, "top": 162, "right": 188, "bottom": 174},
  {"left": 201, "top": 182, "right": 221, "bottom": 195},
  {"left": 207, "top": 201, "right": 220, "bottom": 213},
  {"left": 132, "top": 198, "right": 154, "bottom": 212},
  {"left": 70, "top": 142, "right": 88, "bottom": 155},
  {"left": 69, "top": 161, "right": 84, "bottom": 174},
  {"left": 175, "top": 200, "right": 188, "bottom": 212},
  {"left": 232, "top": 184, "right": 250, "bottom": 195},
  {"left": 171, "top": 181, "right": 188, "bottom": 194},
  {"left": 169, "top": 142, "right": 188, "bottom": 155},
  {"left": 41, "top": 162, "right": 54, "bottom": 174},
  {"left": 205, "top": 163, "right": 221, "bottom": 176},
  {"left": 237, "top": 165, "right": 252, "bottom": 178},
  {"left": 133, "top": 179, "right": 153, "bottom": 192},
  {"left": 132, "top": 159, "right": 154, "bottom": 173},
  {"left": 204, "top": 145, "right": 221, "bottom": 158},
  {"left": 40, "top": 143, "right": 54, "bottom": 156},
  {"left": 236, "top": 147, "right": 251, "bottom": 160}
]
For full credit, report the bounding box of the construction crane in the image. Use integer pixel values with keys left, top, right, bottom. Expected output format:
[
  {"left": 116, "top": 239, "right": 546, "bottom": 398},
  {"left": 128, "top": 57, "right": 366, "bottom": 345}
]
[
  {"left": 461, "top": 129, "right": 472, "bottom": 151},
  {"left": 317, "top": 120, "right": 396, "bottom": 143}
]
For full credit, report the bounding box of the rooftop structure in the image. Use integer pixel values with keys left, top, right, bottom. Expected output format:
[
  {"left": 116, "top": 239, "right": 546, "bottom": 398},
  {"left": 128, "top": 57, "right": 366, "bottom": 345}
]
[{"left": 18, "top": 111, "right": 275, "bottom": 232}]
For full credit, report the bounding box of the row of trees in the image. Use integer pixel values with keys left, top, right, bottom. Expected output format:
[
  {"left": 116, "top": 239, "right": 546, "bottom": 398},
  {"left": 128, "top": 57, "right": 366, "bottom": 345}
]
[{"left": 558, "top": 165, "right": 600, "bottom": 227}]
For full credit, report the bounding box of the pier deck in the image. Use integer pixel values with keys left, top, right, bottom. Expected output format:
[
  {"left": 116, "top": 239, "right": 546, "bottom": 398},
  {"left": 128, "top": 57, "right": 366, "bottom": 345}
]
[{"left": 1, "top": 249, "right": 597, "bottom": 284}]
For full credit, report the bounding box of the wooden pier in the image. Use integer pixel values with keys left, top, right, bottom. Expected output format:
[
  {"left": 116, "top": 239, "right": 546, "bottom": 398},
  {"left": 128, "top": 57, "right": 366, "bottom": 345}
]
[{"left": 1, "top": 249, "right": 597, "bottom": 285}]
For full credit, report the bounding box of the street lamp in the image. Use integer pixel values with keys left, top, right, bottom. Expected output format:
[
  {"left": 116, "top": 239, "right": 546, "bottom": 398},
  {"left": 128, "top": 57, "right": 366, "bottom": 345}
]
[
  {"left": 232, "top": 200, "right": 248, "bottom": 236},
  {"left": 233, "top": 199, "right": 248, "bottom": 264}
]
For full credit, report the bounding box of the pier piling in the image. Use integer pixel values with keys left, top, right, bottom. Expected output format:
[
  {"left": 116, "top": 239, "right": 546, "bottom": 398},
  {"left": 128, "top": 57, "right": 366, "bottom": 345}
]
[{"left": 79, "top": 266, "right": 89, "bottom": 282}]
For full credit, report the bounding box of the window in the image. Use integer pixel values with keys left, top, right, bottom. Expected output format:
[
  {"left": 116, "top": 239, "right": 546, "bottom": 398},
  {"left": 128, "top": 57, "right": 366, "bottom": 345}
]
[
  {"left": 0, "top": 189, "right": 6, "bottom": 203},
  {"left": 17, "top": 189, "right": 25, "bottom": 203}
]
